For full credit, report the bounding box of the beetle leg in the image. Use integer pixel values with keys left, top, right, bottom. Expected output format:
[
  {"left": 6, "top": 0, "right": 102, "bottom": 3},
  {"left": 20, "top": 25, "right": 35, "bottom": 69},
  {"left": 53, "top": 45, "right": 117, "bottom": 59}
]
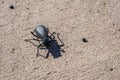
[
  {"left": 56, "top": 33, "right": 64, "bottom": 47},
  {"left": 49, "top": 32, "right": 57, "bottom": 39},
  {"left": 36, "top": 46, "right": 40, "bottom": 57},
  {"left": 60, "top": 49, "right": 65, "bottom": 53},
  {"left": 50, "top": 32, "right": 56, "bottom": 37},
  {"left": 25, "top": 39, "right": 38, "bottom": 47},
  {"left": 38, "top": 44, "right": 46, "bottom": 49},
  {"left": 25, "top": 38, "right": 42, "bottom": 47},
  {"left": 50, "top": 32, "right": 64, "bottom": 46},
  {"left": 31, "top": 31, "right": 39, "bottom": 38},
  {"left": 36, "top": 46, "right": 45, "bottom": 58},
  {"left": 25, "top": 38, "right": 40, "bottom": 42},
  {"left": 36, "top": 44, "right": 46, "bottom": 58},
  {"left": 45, "top": 51, "right": 50, "bottom": 58}
]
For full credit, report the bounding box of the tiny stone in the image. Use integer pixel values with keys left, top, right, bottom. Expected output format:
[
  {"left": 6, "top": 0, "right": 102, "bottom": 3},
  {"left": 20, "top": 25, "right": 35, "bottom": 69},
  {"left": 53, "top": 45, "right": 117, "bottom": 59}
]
[
  {"left": 26, "top": 8, "right": 29, "bottom": 10},
  {"left": 113, "top": 23, "right": 115, "bottom": 26},
  {"left": 9, "top": 5, "right": 14, "bottom": 9},
  {"left": 11, "top": 48, "right": 15, "bottom": 54},
  {"left": 110, "top": 68, "right": 113, "bottom": 71},
  {"left": 82, "top": 38, "right": 88, "bottom": 43},
  {"left": 2, "top": 1, "right": 4, "bottom": 3}
]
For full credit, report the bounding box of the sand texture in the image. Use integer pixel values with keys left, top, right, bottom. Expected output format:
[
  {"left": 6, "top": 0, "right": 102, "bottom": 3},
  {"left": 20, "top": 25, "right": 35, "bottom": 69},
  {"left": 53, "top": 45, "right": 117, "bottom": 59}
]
[{"left": 0, "top": 0, "right": 120, "bottom": 80}]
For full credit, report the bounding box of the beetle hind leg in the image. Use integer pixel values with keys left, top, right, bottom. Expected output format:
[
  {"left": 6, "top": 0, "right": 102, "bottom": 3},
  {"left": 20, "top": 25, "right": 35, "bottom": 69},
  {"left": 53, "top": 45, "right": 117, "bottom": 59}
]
[
  {"left": 45, "top": 51, "right": 50, "bottom": 58},
  {"left": 36, "top": 44, "right": 47, "bottom": 58}
]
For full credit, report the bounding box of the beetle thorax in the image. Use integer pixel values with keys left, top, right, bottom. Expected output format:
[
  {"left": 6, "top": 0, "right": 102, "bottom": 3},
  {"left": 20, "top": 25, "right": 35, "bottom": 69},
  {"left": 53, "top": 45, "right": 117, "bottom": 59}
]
[{"left": 42, "top": 37, "right": 52, "bottom": 44}]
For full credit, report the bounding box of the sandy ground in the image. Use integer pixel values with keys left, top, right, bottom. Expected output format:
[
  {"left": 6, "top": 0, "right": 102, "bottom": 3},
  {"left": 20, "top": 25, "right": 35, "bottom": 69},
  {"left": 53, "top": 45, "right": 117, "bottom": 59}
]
[{"left": 0, "top": 0, "right": 120, "bottom": 80}]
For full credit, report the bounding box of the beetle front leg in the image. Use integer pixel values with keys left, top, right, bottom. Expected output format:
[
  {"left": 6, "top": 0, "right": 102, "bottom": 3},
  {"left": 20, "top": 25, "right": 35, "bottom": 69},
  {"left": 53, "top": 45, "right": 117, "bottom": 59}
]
[{"left": 31, "top": 31, "right": 39, "bottom": 38}]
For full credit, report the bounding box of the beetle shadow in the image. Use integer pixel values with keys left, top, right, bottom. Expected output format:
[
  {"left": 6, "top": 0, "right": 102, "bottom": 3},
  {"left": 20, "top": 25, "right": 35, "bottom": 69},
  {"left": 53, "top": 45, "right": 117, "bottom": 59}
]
[
  {"left": 43, "top": 39, "right": 65, "bottom": 59},
  {"left": 25, "top": 36, "right": 65, "bottom": 59}
]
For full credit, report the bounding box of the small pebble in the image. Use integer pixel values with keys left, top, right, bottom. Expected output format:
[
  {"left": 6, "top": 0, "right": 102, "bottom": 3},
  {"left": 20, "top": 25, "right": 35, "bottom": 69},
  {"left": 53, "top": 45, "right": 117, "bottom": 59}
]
[
  {"left": 82, "top": 38, "right": 88, "bottom": 43},
  {"left": 110, "top": 68, "right": 113, "bottom": 71},
  {"left": 9, "top": 5, "right": 14, "bottom": 9}
]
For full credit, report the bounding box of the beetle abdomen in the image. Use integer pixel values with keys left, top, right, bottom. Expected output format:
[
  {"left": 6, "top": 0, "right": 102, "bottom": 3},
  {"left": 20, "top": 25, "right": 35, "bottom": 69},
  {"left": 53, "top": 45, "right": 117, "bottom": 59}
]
[{"left": 35, "top": 25, "right": 48, "bottom": 39}]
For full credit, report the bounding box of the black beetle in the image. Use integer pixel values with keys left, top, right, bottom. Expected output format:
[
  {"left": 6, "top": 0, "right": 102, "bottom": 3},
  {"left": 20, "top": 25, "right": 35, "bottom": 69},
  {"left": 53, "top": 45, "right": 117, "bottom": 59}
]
[{"left": 25, "top": 25, "right": 65, "bottom": 58}]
